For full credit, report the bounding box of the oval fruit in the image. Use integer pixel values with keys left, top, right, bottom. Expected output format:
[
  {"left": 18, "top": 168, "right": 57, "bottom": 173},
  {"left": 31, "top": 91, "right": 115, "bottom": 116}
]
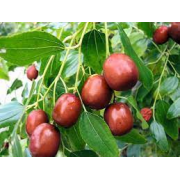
[
  {"left": 26, "top": 109, "right": 49, "bottom": 136},
  {"left": 81, "top": 75, "right": 112, "bottom": 110},
  {"left": 103, "top": 53, "right": 139, "bottom": 91},
  {"left": 27, "top": 65, "right": 38, "bottom": 80},
  {"left": 153, "top": 26, "right": 169, "bottom": 44},
  {"left": 169, "top": 22, "right": 180, "bottom": 44},
  {"left": 52, "top": 93, "right": 82, "bottom": 127},
  {"left": 104, "top": 103, "right": 133, "bottom": 136},
  {"left": 30, "top": 123, "right": 60, "bottom": 157}
]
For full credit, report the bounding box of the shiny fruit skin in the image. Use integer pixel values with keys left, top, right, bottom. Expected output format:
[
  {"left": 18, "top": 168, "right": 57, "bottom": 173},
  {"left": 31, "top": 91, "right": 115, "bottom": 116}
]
[
  {"left": 169, "top": 22, "right": 180, "bottom": 44},
  {"left": 103, "top": 53, "right": 139, "bottom": 91},
  {"left": 81, "top": 75, "right": 112, "bottom": 110},
  {"left": 140, "top": 108, "right": 152, "bottom": 122},
  {"left": 53, "top": 93, "right": 82, "bottom": 127},
  {"left": 30, "top": 123, "right": 60, "bottom": 157},
  {"left": 26, "top": 109, "right": 49, "bottom": 136},
  {"left": 27, "top": 65, "right": 38, "bottom": 80},
  {"left": 153, "top": 26, "right": 169, "bottom": 44},
  {"left": 104, "top": 103, "right": 133, "bottom": 136}
]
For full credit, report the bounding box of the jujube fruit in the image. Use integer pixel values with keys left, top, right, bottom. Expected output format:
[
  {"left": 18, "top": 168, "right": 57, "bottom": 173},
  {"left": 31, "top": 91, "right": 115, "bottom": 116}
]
[
  {"left": 168, "top": 22, "right": 180, "bottom": 44},
  {"left": 104, "top": 103, "right": 133, "bottom": 136},
  {"left": 103, "top": 53, "right": 139, "bottom": 91},
  {"left": 30, "top": 123, "right": 60, "bottom": 157},
  {"left": 153, "top": 26, "right": 169, "bottom": 44},
  {"left": 26, "top": 109, "right": 49, "bottom": 136},
  {"left": 81, "top": 75, "right": 112, "bottom": 110},
  {"left": 52, "top": 93, "right": 82, "bottom": 127},
  {"left": 140, "top": 108, "right": 152, "bottom": 122},
  {"left": 27, "top": 65, "right": 38, "bottom": 80}
]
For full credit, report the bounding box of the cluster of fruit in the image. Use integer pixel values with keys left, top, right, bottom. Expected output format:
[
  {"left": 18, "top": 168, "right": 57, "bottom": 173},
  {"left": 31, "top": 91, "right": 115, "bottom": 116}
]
[
  {"left": 153, "top": 22, "right": 180, "bottom": 45},
  {"left": 26, "top": 52, "right": 153, "bottom": 157}
]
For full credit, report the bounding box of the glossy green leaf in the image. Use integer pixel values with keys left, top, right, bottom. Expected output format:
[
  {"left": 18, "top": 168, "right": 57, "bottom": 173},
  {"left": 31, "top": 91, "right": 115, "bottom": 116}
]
[
  {"left": 156, "top": 100, "right": 178, "bottom": 140},
  {"left": 61, "top": 50, "right": 83, "bottom": 78},
  {"left": 0, "top": 31, "right": 64, "bottom": 66},
  {"left": 167, "top": 98, "right": 180, "bottom": 119},
  {"left": 79, "top": 112, "right": 119, "bottom": 157},
  {"left": 11, "top": 134, "right": 23, "bottom": 157},
  {"left": 60, "top": 122, "right": 85, "bottom": 152},
  {"left": 0, "top": 101, "right": 25, "bottom": 128},
  {"left": 82, "top": 30, "right": 106, "bottom": 74},
  {"left": 170, "top": 85, "right": 180, "bottom": 101},
  {"left": 7, "top": 79, "right": 23, "bottom": 94},
  {"left": 159, "top": 76, "right": 179, "bottom": 97},
  {"left": 116, "top": 129, "right": 147, "bottom": 144},
  {"left": 150, "top": 121, "right": 169, "bottom": 152},
  {"left": 137, "top": 22, "right": 155, "bottom": 37}
]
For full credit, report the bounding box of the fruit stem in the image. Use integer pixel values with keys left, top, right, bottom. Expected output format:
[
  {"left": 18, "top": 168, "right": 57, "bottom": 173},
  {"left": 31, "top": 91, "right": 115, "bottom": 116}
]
[
  {"left": 74, "top": 47, "right": 82, "bottom": 93},
  {"left": 65, "top": 22, "right": 89, "bottom": 50},
  {"left": 152, "top": 42, "right": 176, "bottom": 121},
  {"left": 104, "top": 22, "right": 110, "bottom": 58},
  {"left": 36, "top": 55, "right": 54, "bottom": 108},
  {"left": 76, "top": 89, "right": 87, "bottom": 112}
]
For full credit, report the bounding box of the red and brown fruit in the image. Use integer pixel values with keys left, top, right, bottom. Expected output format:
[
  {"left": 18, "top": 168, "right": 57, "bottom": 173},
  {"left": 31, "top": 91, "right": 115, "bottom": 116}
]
[
  {"left": 103, "top": 53, "right": 139, "bottom": 91},
  {"left": 168, "top": 22, "right": 180, "bottom": 44},
  {"left": 52, "top": 93, "right": 82, "bottom": 127},
  {"left": 140, "top": 108, "right": 152, "bottom": 122},
  {"left": 104, "top": 103, "right": 133, "bottom": 136},
  {"left": 27, "top": 65, "right": 38, "bottom": 80},
  {"left": 81, "top": 74, "right": 112, "bottom": 110},
  {"left": 153, "top": 26, "right": 169, "bottom": 44},
  {"left": 26, "top": 109, "right": 49, "bottom": 136},
  {"left": 30, "top": 123, "right": 60, "bottom": 157}
]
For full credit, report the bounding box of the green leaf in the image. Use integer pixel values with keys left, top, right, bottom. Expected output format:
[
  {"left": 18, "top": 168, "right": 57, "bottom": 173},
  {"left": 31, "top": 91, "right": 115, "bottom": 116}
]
[
  {"left": 137, "top": 84, "right": 151, "bottom": 102},
  {"left": 0, "top": 67, "right": 9, "bottom": 80},
  {"left": 0, "top": 126, "right": 13, "bottom": 148},
  {"left": 0, "top": 31, "right": 64, "bottom": 66},
  {"left": 127, "top": 96, "right": 149, "bottom": 129},
  {"left": 61, "top": 50, "right": 83, "bottom": 78},
  {"left": 11, "top": 134, "right": 23, "bottom": 157},
  {"left": 156, "top": 100, "right": 178, "bottom": 140},
  {"left": 150, "top": 121, "right": 169, "bottom": 152},
  {"left": 170, "top": 85, "right": 180, "bottom": 101},
  {"left": 159, "top": 76, "right": 179, "bottom": 97},
  {"left": 137, "top": 22, "right": 155, "bottom": 38},
  {"left": 7, "top": 79, "right": 23, "bottom": 94},
  {"left": 69, "top": 150, "right": 98, "bottom": 157},
  {"left": 167, "top": 98, "right": 180, "bottom": 119},
  {"left": 117, "top": 23, "right": 153, "bottom": 90},
  {"left": 79, "top": 112, "right": 119, "bottom": 157},
  {"left": 82, "top": 30, "right": 106, "bottom": 74},
  {"left": 60, "top": 122, "right": 85, "bottom": 152},
  {"left": 129, "top": 32, "right": 149, "bottom": 57},
  {"left": 116, "top": 129, "right": 147, "bottom": 144},
  {"left": 0, "top": 101, "right": 25, "bottom": 128}
]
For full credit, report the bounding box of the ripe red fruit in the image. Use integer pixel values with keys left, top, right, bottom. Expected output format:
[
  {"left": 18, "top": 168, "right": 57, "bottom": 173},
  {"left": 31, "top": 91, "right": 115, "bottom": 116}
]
[
  {"left": 53, "top": 93, "right": 82, "bottom": 127},
  {"left": 30, "top": 123, "right": 60, "bottom": 157},
  {"left": 26, "top": 109, "right": 49, "bottom": 136},
  {"left": 153, "top": 26, "right": 169, "bottom": 44},
  {"left": 140, "top": 108, "right": 152, "bottom": 122},
  {"left": 81, "top": 75, "right": 112, "bottom": 110},
  {"left": 104, "top": 103, "right": 133, "bottom": 136},
  {"left": 103, "top": 53, "right": 139, "bottom": 91},
  {"left": 27, "top": 65, "right": 38, "bottom": 80},
  {"left": 169, "top": 22, "right": 180, "bottom": 44}
]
